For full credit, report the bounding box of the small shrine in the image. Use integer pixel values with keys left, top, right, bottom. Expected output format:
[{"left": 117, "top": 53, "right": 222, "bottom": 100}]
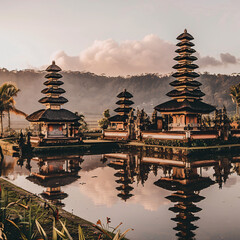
[
  {"left": 26, "top": 61, "right": 80, "bottom": 146},
  {"left": 108, "top": 89, "right": 134, "bottom": 130}
]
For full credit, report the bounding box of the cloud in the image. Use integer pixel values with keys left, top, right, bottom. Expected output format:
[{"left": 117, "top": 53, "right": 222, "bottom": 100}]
[
  {"left": 51, "top": 35, "right": 239, "bottom": 76},
  {"left": 220, "top": 53, "right": 237, "bottom": 64}
]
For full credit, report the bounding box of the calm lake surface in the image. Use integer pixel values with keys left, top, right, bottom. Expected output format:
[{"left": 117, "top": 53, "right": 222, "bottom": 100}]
[{"left": 1, "top": 151, "right": 240, "bottom": 240}]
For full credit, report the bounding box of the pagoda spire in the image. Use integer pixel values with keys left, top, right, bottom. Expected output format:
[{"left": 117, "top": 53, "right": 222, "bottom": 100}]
[
  {"left": 39, "top": 61, "right": 67, "bottom": 110},
  {"left": 154, "top": 30, "right": 215, "bottom": 131}
]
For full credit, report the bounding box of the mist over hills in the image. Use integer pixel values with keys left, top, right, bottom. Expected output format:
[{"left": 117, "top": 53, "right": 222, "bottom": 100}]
[{"left": 0, "top": 69, "right": 239, "bottom": 122}]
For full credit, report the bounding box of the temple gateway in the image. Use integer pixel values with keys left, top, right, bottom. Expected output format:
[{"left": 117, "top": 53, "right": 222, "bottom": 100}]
[{"left": 26, "top": 61, "right": 80, "bottom": 146}]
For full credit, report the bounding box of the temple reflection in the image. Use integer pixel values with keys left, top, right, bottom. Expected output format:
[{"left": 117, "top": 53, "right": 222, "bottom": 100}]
[
  {"left": 105, "top": 152, "right": 238, "bottom": 239},
  {"left": 27, "top": 154, "right": 83, "bottom": 206},
  {"left": 10, "top": 150, "right": 240, "bottom": 239}
]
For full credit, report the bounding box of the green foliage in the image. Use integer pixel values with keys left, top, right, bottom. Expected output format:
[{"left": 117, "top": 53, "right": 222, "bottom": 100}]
[
  {"left": 144, "top": 137, "right": 240, "bottom": 147},
  {"left": 230, "top": 83, "right": 240, "bottom": 117},
  {"left": 75, "top": 112, "right": 88, "bottom": 131},
  {"left": 98, "top": 109, "right": 110, "bottom": 129},
  {"left": 0, "top": 83, "right": 26, "bottom": 134}
]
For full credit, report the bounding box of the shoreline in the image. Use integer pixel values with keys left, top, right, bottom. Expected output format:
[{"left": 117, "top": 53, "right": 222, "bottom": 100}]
[{"left": 0, "top": 177, "right": 103, "bottom": 239}]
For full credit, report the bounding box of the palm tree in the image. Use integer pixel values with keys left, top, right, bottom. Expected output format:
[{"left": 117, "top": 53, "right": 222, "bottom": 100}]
[
  {"left": 0, "top": 83, "right": 27, "bottom": 135},
  {"left": 230, "top": 84, "right": 240, "bottom": 118}
]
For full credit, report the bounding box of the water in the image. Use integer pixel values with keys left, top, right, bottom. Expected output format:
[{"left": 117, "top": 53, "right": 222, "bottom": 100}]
[{"left": 1, "top": 151, "right": 240, "bottom": 240}]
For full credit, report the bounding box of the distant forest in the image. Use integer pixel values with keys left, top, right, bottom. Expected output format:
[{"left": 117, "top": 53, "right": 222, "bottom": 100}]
[{"left": 0, "top": 68, "right": 239, "bottom": 118}]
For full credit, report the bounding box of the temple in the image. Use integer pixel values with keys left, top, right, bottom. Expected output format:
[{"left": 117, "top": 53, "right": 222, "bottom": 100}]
[
  {"left": 103, "top": 89, "right": 135, "bottom": 140},
  {"left": 26, "top": 61, "right": 80, "bottom": 146},
  {"left": 108, "top": 89, "right": 134, "bottom": 130},
  {"left": 154, "top": 29, "right": 215, "bottom": 131}
]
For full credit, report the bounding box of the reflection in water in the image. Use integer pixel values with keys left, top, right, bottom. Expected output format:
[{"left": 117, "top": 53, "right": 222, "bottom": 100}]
[
  {"left": 27, "top": 155, "right": 83, "bottom": 206},
  {"left": 154, "top": 165, "right": 214, "bottom": 239},
  {"left": 3, "top": 150, "right": 240, "bottom": 239}
]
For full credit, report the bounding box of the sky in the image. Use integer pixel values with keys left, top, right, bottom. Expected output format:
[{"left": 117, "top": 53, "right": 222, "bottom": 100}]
[{"left": 0, "top": 0, "right": 240, "bottom": 76}]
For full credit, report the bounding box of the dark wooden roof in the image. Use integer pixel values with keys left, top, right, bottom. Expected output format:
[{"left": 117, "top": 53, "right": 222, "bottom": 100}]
[
  {"left": 46, "top": 61, "right": 61, "bottom": 72},
  {"left": 108, "top": 115, "right": 128, "bottom": 122},
  {"left": 154, "top": 99, "right": 215, "bottom": 114},
  {"left": 177, "top": 29, "right": 194, "bottom": 40},
  {"left": 27, "top": 174, "right": 79, "bottom": 187},
  {"left": 174, "top": 55, "right": 197, "bottom": 61},
  {"left": 170, "top": 80, "right": 201, "bottom": 87},
  {"left": 117, "top": 89, "right": 133, "bottom": 98},
  {"left": 45, "top": 72, "right": 62, "bottom": 79},
  {"left": 176, "top": 41, "right": 194, "bottom": 47},
  {"left": 114, "top": 107, "right": 132, "bottom": 113},
  {"left": 172, "top": 71, "right": 200, "bottom": 78},
  {"left": 41, "top": 88, "right": 65, "bottom": 94},
  {"left": 116, "top": 99, "right": 134, "bottom": 105},
  {"left": 175, "top": 48, "right": 196, "bottom": 54},
  {"left": 167, "top": 89, "right": 205, "bottom": 98},
  {"left": 26, "top": 109, "right": 80, "bottom": 122},
  {"left": 39, "top": 96, "right": 68, "bottom": 104},
  {"left": 172, "top": 63, "right": 198, "bottom": 70},
  {"left": 44, "top": 80, "right": 64, "bottom": 86}
]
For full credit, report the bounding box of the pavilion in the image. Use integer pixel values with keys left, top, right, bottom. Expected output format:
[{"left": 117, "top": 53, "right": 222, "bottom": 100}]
[{"left": 26, "top": 61, "right": 80, "bottom": 146}]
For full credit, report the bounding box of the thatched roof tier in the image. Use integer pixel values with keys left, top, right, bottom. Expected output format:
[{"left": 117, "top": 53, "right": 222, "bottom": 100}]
[
  {"left": 117, "top": 193, "right": 133, "bottom": 200},
  {"left": 176, "top": 41, "right": 194, "bottom": 47},
  {"left": 175, "top": 48, "right": 196, "bottom": 54},
  {"left": 44, "top": 80, "right": 64, "bottom": 86},
  {"left": 26, "top": 109, "right": 80, "bottom": 122},
  {"left": 41, "top": 192, "right": 68, "bottom": 200},
  {"left": 176, "top": 231, "right": 196, "bottom": 238},
  {"left": 169, "top": 205, "right": 202, "bottom": 213},
  {"left": 171, "top": 215, "right": 199, "bottom": 223},
  {"left": 172, "top": 71, "right": 200, "bottom": 78},
  {"left": 39, "top": 96, "right": 68, "bottom": 104},
  {"left": 174, "top": 55, "right": 197, "bottom": 61},
  {"left": 27, "top": 174, "right": 79, "bottom": 187},
  {"left": 108, "top": 115, "right": 128, "bottom": 122},
  {"left": 170, "top": 80, "right": 201, "bottom": 87},
  {"left": 177, "top": 29, "right": 194, "bottom": 40},
  {"left": 116, "top": 185, "right": 134, "bottom": 191},
  {"left": 45, "top": 72, "right": 62, "bottom": 79},
  {"left": 117, "top": 89, "right": 133, "bottom": 98},
  {"left": 41, "top": 88, "right": 66, "bottom": 94},
  {"left": 172, "top": 63, "right": 198, "bottom": 70},
  {"left": 46, "top": 61, "right": 61, "bottom": 72},
  {"left": 155, "top": 99, "right": 215, "bottom": 114},
  {"left": 173, "top": 224, "right": 198, "bottom": 231},
  {"left": 114, "top": 107, "right": 132, "bottom": 113},
  {"left": 116, "top": 99, "right": 134, "bottom": 105},
  {"left": 166, "top": 89, "right": 205, "bottom": 98}
]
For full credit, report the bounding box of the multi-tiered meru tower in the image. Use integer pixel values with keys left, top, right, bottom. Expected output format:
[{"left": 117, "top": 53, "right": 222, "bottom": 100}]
[
  {"left": 27, "top": 61, "right": 80, "bottom": 145},
  {"left": 155, "top": 29, "right": 215, "bottom": 131},
  {"left": 108, "top": 89, "right": 134, "bottom": 130}
]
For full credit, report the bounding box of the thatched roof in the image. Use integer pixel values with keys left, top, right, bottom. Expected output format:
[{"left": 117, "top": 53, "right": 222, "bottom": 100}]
[
  {"left": 46, "top": 61, "right": 61, "bottom": 72},
  {"left": 39, "top": 96, "right": 68, "bottom": 104},
  {"left": 26, "top": 108, "right": 80, "bottom": 122},
  {"left": 108, "top": 115, "right": 128, "bottom": 122},
  {"left": 45, "top": 72, "right": 62, "bottom": 79},
  {"left": 117, "top": 89, "right": 133, "bottom": 98},
  {"left": 41, "top": 88, "right": 65, "bottom": 94},
  {"left": 166, "top": 89, "right": 205, "bottom": 98},
  {"left": 172, "top": 63, "right": 198, "bottom": 70},
  {"left": 170, "top": 80, "right": 201, "bottom": 87},
  {"left": 155, "top": 99, "right": 215, "bottom": 114},
  {"left": 114, "top": 107, "right": 132, "bottom": 113},
  {"left": 172, "top": 71, "right": 200, "bottom": 78},
  {"left": 116, "top": 99, "right": 134, "bottom": 105},
  {"left": 44, "top": 80, "right": 64, "bottom": 86},
  {"left": 177, "top": 29, "right": 194, "bottom": 40}
]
